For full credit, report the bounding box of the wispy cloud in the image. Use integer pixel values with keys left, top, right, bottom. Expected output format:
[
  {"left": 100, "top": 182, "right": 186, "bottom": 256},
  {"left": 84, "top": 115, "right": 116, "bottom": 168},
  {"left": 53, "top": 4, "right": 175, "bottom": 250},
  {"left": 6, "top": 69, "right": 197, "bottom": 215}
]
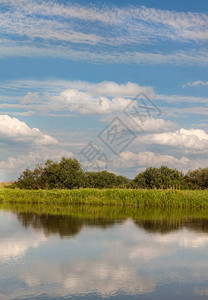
[
  {"left": 182, "top": 80, "right": 208, "bottom": 88},
  {"left": 0, "top": 1, "right": 208, "bottom": 64},
  {"left": 1, "top": 40, "right": 208, "bottom": 65}
]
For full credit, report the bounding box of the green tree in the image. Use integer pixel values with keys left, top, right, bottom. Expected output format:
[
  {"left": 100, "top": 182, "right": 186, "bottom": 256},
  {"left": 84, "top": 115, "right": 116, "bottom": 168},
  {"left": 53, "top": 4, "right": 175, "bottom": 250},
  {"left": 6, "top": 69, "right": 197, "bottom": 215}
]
[
  {"left": 84, "top": 171, "right": 118, "bottom": 188},
  {"left": 134, "top": 166, "right": 184, "bottom": 189},
  {"left": 185, "top": 168, "right": 208, "bottom": 189},
  {"left": 15, "top": 157, "right": 84, "bottom": 189}
]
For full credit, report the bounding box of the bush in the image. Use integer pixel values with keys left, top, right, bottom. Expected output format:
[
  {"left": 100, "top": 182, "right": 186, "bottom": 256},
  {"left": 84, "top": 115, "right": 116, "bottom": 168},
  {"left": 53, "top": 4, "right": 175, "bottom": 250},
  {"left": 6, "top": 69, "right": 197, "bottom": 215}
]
[
  {"left": 185, "top": 168, "right": 208, "bottom": 190},
  {"left": 15, "top": 158, "right": 84, "bottom": 190},
  {"left": 84, "top": 171, "right": 131, "bottom": 188},
  {"left": 133, "top": 166, "right": 184, "bottom": 189},
  {"left": 14, "top": 158, "right": 208, "bottom": 190}
]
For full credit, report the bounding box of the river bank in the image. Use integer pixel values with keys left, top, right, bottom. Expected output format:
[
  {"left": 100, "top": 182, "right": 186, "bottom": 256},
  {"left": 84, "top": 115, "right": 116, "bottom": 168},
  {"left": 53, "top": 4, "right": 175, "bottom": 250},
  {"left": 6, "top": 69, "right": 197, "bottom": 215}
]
[{"left": 0, "top": 188, "right": 208, "bottom": 208}]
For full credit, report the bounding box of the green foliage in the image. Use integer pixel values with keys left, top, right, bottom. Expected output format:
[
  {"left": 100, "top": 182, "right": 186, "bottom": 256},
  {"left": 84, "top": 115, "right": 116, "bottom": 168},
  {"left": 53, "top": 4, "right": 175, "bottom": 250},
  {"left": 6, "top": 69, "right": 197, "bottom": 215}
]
[
  {"left": 44, "top": 158, "right": 84, "bottom": 189},
  {"left": 13, "top": 157, "right": 208, "bottom": 190},
  {"left": 2, "top": 203, "right": 208, "bottom": 238},
  {"left": 15, "top": 158, "right": 84, "bottom": 190},
  {"left": 14, "top": 158, "right": 132, "bottom": 190},
  {"left": 185, "top": 168, "right": 208, "bottom": 190},
  {"left": 134, "top": 165, "right": 184, "bottom": 189},
  {"left": 84, "top": 171, "right": 131, "bottom": 188}
]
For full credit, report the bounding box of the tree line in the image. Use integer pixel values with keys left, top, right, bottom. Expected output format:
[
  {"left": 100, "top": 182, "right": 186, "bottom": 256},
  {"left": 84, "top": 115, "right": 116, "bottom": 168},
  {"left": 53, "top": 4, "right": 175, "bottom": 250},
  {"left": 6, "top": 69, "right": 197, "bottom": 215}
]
[{"left": 14, "top": 157, "right": 208, "bottom": 190}]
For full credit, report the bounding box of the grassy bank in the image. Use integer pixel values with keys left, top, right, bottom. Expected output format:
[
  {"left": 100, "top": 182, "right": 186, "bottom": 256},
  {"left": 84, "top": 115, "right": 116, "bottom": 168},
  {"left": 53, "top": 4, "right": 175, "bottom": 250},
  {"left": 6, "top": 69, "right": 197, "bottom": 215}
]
[
  {"left": 0, "top": 188, "right": 208, "bottom": 208},
  {"left": 0, "top": 182, "right": 13, "bottom": 188}
]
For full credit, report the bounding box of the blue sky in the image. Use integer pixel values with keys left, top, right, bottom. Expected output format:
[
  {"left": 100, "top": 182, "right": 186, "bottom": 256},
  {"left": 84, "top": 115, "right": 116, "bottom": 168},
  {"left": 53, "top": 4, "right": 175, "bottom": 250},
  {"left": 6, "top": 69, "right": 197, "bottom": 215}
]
[{"left": 0, "top": 0, "right": 208, "bottom": 180}]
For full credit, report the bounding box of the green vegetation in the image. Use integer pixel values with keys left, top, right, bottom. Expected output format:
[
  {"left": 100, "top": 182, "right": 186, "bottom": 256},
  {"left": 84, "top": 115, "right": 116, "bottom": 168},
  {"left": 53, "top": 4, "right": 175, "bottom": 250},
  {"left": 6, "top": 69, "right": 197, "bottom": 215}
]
[
  {"left": 134, "top": 166, "right": 184, "bottom": 189},
  {"left": 12, "top": 157, "right": 208, "bottom": 190},
  {"left": 1, "top": 203, "right": 208, "bottom": 237},
  {"left": 13, "top": 157, "right": 130, "bottom": 190},
  {"left": 0, "top": 157, "right": 207, "bottom": 208},
  {"left": 0, "top": 182, "right": 13, "bottom": 188},
  {"left": 1, "top": 188, "right": 208, "bottom": 208}
]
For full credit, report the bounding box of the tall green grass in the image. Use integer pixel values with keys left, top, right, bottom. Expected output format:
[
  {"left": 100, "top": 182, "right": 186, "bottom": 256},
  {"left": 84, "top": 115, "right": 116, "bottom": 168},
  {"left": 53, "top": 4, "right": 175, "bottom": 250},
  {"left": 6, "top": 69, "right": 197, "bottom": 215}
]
[
  {"left": 0, "top": 182, "right": 13, "bottom": 188},
  {"left": 0, "top": 188, "right": 208, "bottom": 208}
]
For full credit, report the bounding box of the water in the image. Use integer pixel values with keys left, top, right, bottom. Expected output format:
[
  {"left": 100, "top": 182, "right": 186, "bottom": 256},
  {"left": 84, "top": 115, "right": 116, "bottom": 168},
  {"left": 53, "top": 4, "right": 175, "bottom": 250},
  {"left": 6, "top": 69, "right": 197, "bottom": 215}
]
[{"left": 1, "top": 205, "right": 208, "bottom": 299}]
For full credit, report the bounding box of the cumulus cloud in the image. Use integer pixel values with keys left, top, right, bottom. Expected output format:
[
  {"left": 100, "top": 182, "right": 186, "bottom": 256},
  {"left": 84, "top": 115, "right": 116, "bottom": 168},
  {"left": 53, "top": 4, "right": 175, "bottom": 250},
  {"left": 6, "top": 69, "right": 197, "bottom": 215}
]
[
  {"left": 118, "top": 151, "right": 189, "bottom": 169},
  {"left": 0, "top": 115, "right": 57, "bottom": 145},
  {"left": 0, "top": 150, "right": 73, "bottom": 170},
  {"left": 52, "top": 89, "right": 118, "bottom": 115},
  {"left": 51, "top": 82, "right": 155, "bottom": 115},
  {"left": 89, "top": 81, "right": 155, "bottom": 98},
  {"left": 0, "top": 81, "right": 155, "bottom": 116},
  {"left": 0, "top": 150, "right": 74, "bottom": 181},
  {"left": 127, "top": 117, "right": 175, "bottom": 133},
  {"left": 139, "top": 128, "right": 208, "bottom": 152}
]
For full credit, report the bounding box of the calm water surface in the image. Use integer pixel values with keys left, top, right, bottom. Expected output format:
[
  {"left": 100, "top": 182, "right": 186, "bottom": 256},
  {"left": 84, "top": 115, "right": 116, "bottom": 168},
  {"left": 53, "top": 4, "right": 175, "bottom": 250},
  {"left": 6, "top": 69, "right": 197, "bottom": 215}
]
[{"left": 1, "top": 205, "right": 208, "bottom": 299}]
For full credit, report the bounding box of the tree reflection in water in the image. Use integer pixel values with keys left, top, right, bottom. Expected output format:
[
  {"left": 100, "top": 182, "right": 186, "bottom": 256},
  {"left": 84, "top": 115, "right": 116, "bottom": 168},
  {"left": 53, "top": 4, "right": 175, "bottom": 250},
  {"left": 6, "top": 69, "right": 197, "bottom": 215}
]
[
  {"left": 16, "top": 212, "right": 121, "bottom": 238},
  {"left": 2, "top": 203, "right": 208, "bottom": 238}
]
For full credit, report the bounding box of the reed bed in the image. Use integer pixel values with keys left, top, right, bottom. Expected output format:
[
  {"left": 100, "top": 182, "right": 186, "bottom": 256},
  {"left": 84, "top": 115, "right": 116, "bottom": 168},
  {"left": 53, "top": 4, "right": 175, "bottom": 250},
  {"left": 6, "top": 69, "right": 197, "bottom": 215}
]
[
  {"left": 0, "top": 188, "right": 208, "bottom": 208},
  {"left": 0, "top": 182, "right": 13, "bottom": 188}
]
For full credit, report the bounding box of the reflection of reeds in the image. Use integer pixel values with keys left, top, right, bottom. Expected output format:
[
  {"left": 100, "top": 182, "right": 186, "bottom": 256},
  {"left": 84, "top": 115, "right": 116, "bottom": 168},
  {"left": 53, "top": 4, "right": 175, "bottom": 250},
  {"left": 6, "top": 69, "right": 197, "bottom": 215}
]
[
  {"left": 1, "top": 202, "right": 208, "bottom": 236},
  {"left": 0, "top": 188, "right": 208, "bottom": 208}
]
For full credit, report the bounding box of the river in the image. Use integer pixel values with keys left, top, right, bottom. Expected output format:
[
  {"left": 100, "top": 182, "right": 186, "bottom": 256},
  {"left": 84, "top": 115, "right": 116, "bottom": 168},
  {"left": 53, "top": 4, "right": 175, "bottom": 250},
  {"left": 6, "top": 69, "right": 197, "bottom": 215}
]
[{"left": 1, "top": 205, "right": 208, "bottom": 299}]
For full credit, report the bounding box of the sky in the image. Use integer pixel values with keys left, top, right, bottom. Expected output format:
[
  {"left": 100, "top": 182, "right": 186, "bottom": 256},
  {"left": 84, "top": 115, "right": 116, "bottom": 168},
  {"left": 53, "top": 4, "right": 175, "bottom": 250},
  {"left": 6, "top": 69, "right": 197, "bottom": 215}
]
[{"left": 0, "top": 0, "right": 208, "bottom": 181}]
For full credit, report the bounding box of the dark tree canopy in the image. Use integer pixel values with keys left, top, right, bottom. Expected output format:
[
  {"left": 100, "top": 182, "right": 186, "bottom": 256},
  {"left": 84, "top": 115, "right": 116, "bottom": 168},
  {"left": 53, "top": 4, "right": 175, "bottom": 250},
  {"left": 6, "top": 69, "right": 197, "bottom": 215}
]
[
  {"left": 15, "top": 157, "right": 84, "bottom": 190},
  {"left": 15, "top": 158, "right": 131, "bottom": 189},
  {"left": 133, "top": 166, "right": 185, "bottom": 189},
  {"left": 14, "top": 158, "right": 208, "bottom": 190}
]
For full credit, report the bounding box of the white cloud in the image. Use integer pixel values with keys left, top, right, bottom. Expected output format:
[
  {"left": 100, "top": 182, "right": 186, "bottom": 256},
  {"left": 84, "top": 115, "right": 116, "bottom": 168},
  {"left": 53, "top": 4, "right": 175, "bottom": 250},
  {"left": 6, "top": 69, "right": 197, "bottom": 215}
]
[
  {"left": 51, "top": 82, "right": 155, "bottom": 115},
  {"left": 118, "top": 151, "right": 189, "bottom": 169},
  {"left": 155, "top": 229, "right": 208, "bottom": 249},
  {"left": 0, "top": 149, "right": 74, "bottom": 181},
  {"left": 63, "top": 261, "right": 155, "bottom": 296},
  {"left": 129, "top": 117, "right": 176, "bottom": 133},
  {"left": 0, "top": 80, "right": 156, "bottom": 115},
  {"left": 2, "top": 1, "right": 208, "bottom": 43},
  {"left": 0, "top": 150, "right": 73, "bottom": 170},
  {"left": 156, "top": 93, "right": 208, "bottom": 104},
  {"left": 21, "top": 92, "right": 40, "bottom": 104},
  {"left": 0, "top": 115, "right": 57, "bottom": 145},
  {"left": 0, "top": 41, "right": 208, "bottom": 66},
  {"left": 0, "top": 234, "right": 46, "bottom": 262},
  {"left": 0, "top": 212, "right": 47, "bottom": 262},
  {"left": 182, "top": 80, "right": 208, "bottom": 88},
  {"left": 0, "top": 1, "right": 208, "bottom": 64},
  {"left": 139, "top": 128, "right": 208, "bottom": 151},
  {"left": 89, "top": 81, "right": 155, "bottom": 98}
]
